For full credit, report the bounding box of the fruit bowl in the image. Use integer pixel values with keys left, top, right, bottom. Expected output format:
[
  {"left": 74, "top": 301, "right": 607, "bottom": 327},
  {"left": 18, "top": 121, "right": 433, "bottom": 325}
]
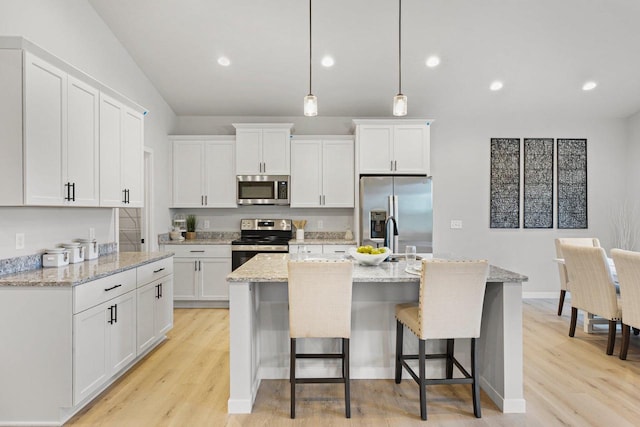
[{"left": 348, "top": 247, "right": 390, "bottom": 266}]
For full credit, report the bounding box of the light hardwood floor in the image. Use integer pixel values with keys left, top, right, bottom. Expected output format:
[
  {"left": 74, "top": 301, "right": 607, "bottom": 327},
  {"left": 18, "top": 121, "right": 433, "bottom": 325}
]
[{"left": 67, "top": 300, "right": 640, "bottom": 426}]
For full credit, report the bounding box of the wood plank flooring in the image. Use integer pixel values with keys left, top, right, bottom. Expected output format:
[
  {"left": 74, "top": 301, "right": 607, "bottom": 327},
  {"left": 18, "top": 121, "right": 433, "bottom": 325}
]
[{"left": 66, "top": 299, "right": 640, "bottom": 426}]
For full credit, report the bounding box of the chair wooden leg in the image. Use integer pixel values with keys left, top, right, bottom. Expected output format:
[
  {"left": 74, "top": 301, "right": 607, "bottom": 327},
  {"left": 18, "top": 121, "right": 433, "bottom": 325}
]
[
  {"left": 557, "top": 290, "right": 566, "bottom": 316},
  {"left": 471, "top": 338, "right": 481, "bottom": 418},
  {"left": 446, "top": 339, "right": 454, "bottom": 379},
  {"left": 419, "top": 339, "right": 427, "bottom": 421},
  {"left": 633, "top": 327, "right": 639, "bottom": 336},
  {"left": 606, "top": 320, "right": 616, "bottom": 355},
  {"left": 395, "top": 320, "right": 403, "bottom": 384},
  {"left": 344, "top": 338, "right": 351, "bottom": 418},
  {"left": 569, "top": 307, "right": 578, "bottom": 337},
  {"left": 290, "top": 338, "right": 296, "bottom": 419},
  {"left": 620, "top": 324, "right": 630, "bottom": 360}
]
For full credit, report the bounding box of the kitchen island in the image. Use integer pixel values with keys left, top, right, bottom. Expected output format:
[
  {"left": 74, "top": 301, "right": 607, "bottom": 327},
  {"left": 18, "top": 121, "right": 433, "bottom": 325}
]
[{"left": 226, "top": 254, "right": 528, "bottom": 415}]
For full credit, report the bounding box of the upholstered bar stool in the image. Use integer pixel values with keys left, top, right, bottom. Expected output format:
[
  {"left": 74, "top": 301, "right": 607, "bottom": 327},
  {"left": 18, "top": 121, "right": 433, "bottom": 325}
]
[
  {"left": 555, "top": 237, "right": 601, "bottom": 316},
  {"left": 561, "top": 244, "right": 621, "bottom": 355},
  {"left": 611, "top": 249, "right": 640, "bottom": 359},
  {"left": 395, "top": 259, "right": 489, "bottom": 420},
  {"left": 287, "top": 259, "right": 353, "bottom": 419}
]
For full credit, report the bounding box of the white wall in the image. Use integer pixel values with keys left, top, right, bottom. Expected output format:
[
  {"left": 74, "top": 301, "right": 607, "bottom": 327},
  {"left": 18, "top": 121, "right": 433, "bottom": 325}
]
[
  {"left": 176, "top": 114, "right": 630, "bottom": 296},
  {"left": 0, "top": 0, "right": 176, "bottom": 258}
]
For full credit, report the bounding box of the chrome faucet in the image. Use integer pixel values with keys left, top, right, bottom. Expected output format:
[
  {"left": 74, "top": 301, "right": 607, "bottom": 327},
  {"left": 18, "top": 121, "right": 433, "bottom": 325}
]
[{"left": 384, "top": 216, "right": 399, "bottom": 254}]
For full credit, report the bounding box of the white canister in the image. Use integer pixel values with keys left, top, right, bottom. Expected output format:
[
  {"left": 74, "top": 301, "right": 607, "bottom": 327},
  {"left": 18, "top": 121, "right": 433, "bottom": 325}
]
[
  {"left": 62, "top": 243, "right": 84, "bottom": 263},
  {"left": 296, "top": 229, "right": 304, "bottom": 241},
  {"left": 77, "top": 239, "right": 99, "bottom": 260}
]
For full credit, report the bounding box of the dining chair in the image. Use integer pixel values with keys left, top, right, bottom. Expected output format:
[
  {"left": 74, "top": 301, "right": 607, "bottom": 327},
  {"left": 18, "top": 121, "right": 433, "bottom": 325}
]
[
  {"left": 610, "top": 249, "right": 640, "bottom": 359},
  {"left": 395, "top": 259, "right": 489, "bottom": 420},
  {"left": 561, "top": 244, "right": 621, "bottom": 355},
  {"left": 287, "top": 259, "right": 353, "bottom": 419},
  {"left": 554, "top": 238, "right": 601, "bottom": 316}
]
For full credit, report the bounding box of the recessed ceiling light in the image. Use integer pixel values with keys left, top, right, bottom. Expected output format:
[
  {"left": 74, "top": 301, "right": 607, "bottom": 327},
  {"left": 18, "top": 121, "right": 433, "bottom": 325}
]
[
  {"left": 321, "top": 56, "right": 335, "bottom": 67},
  {"left": 582, "top": 81, "right": 597, "bottom": 91},
  {"left": 425, "top": 56, "right": 440, "bottom": 68},
  {"left": 490, "top": 81, "right": 504, "bottom": 91},
  {"left": 217, "top": 56, "right": 231, "bottom": 66}
]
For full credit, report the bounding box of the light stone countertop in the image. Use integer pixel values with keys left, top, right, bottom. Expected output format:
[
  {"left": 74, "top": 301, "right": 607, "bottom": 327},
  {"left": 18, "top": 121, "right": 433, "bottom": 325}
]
[
  {"left": 0, "top": 252, "right": 174, "bottom": 287},
  {"left": 289, "top": 239, "right": 357, "bottom": 245},
  {"left": 226, "top": 253, "right": 528, "bottom": 283},
  {"left": 161, "top": 238, "right": 236, "bottom": 245}
]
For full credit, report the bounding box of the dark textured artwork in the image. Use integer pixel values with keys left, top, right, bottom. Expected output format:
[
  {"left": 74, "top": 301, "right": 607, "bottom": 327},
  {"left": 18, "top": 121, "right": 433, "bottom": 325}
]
[
  {"left": 557, "top": 139, "right": 587, "bottom": 229},
  {"left": 490, "top": 138, "right": 520, "bottom": 228},
  {"left": 524, "top": 138, "right": 553, "bottom": 228}
]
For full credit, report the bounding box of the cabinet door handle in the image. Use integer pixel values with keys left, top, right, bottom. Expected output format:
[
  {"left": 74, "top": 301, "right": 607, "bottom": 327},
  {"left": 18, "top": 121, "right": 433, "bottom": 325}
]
[
  {"left": 122, "top": 189, "right": 127, "bottom": 203},
  {"left": 104, "top": 284, "right": 122, "bottom": 292},
  {"left": 394, "top": 160, "right": 398, "bottom": 171},
  {"left": 108, "top": 305, "right": 115, "bottom": 324},
  {"left": 159, "top": 283, "right": 163, "bottom": 298},
  {"left": 390, "top": 160, "right": 394, "bottom": 171},
  {"left": 153, "top": 267, "right": 165, "bottom": 273},
  {"left": 190, "top": 250, "right": 205, "bottom": 253},
  {"left": 334, "top": 250, "right": 346, "bottom": 253},
  {"left": 323, "top": 195, "right": 325, "bottom": 205},
  {"left": 64, "top": 182, "right": 70, "bottom": 201},
  {"left": 319, "top": 194, "right": 322, "bottom": 205},
  {"left": 205, "top": 195, "right": 208, "bottom": 205},
  {"left": 127, "top": 189, "right": 130, "bottom": 204},
  {"left": 71, "top": 182, "right": 76, "bottom": 201},
  {"left": 114, "top": 303, "right": 118, "bottom": 323},
  {"left": 198, "top": 260, "right": 202, "bottom": 271},
  {"left": 194, "top": 260, "right": 198, "bottom": 271}
]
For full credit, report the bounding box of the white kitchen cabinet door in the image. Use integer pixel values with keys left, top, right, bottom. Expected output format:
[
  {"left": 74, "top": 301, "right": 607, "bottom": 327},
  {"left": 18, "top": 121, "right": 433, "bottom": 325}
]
[
  {"left": 394, "top": 125, "right": 429, "bottom": 174},
  {"left": 235, "top": 128, "right": 262, "bottom": 175},
  {"left": 172, "top": 140, "right": 205, "bottom": 207},
  {"left": 204, "top": 140, "right": 237, "bottom": 207},
  {"left": 322, "top": 139, "right": 354, "bottom": 207},
  {"left": 99, "top": 93, "right": 123, "bottom": 206},
  {"left": 108, "top": 291, "right": 137, "bottom": 374},
  {"left": 156, "top": 277, "right": 174, "bottom": 336},
  {"left": 73, "top": 302, "right": 109, "bottom": 405},
  {"left": 66, "top": 76, "right": 99, "bottom": 206},
  {"left": 121, "top": 108, "right": 144, "bottom": 207},
  {"left": 290, "top": 140, "right": 322, "bottom": 207},
  {"left": 199, "top": 258, "right": 231, "bottom": 300},
  {"left": 358, "top": 125, "right": 393, "bottom": 174},
  {"left": 136, "top": 281, "right": 157, "bottom": 354},
  {"left": 261, "top": 128, "right": 290, "bottom": 175},
  {"left": 23, "top": 52, "right": 67, "bottom": 205},
  {"left": 173, "top": 258, "right": 198, "bottom": 300}
]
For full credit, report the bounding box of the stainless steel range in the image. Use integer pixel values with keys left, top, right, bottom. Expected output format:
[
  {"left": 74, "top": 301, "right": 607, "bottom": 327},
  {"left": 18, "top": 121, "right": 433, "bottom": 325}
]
[{"left": 231, "top": 218, "right": 292, "bottom": 270}]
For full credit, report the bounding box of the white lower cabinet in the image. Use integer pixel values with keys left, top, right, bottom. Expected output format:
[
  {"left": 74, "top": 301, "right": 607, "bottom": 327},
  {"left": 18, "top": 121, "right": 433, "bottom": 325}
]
[
  {"left": 136, "top": 260, "right": 173, "bottom": 355},
  {"left": 289, "top": 244, "right": 356, "bottom": 255},
  {"left": 73, "top": 280, "right": 137, "bottom": 405},
  {"left": 165, "top": 245, "right": 231, "bottom": 303}
]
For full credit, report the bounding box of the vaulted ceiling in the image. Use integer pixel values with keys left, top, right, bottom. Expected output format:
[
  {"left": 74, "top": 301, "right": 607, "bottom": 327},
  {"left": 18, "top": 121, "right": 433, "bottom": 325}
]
[{"left": 89, "top": 0, "right": 640, "bottom": 119}]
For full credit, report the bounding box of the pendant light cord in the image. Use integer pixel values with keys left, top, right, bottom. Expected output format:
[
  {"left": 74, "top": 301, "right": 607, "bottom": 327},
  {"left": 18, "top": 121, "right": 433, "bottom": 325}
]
[
  {"left": 309, "top": 0, "right": 312, "bottom": 95},
  {"left": 398, "top": 0, "right": 402, "bottom": 94}
]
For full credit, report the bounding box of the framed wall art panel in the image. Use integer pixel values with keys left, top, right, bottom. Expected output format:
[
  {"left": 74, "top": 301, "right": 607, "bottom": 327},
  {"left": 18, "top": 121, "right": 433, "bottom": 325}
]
[
  {"left": 523, "top": 138, "right": 554, "bottom": 228},
  {"left": 557, "top": 139, "right": 587, "bottom": 229},
  {"left": 490, "top": 138, "right": 520, "bottom": 229}
]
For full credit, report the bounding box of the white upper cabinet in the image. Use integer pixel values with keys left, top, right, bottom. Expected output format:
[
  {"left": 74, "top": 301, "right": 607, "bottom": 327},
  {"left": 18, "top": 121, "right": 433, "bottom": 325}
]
[
  {"left": 23, "top": 52, "right": 67, "bottom": 205},
  {"left": 171, "top": 136, "right": 237, "bottom": 208},
  {"left": 291, "top": 137, "right": 354, "bottom": 208},
  {"left": 355, "top": 120, "right": 431, "bottom": 175},
  {"left": 0, "top": 41, "right": 145, "bottom": 208},
  {"left": 99, "top": 93, "right": 144, "bottom": 208},
  {"left": 233, "top": 124, "right": 292, "bottom": 175}
]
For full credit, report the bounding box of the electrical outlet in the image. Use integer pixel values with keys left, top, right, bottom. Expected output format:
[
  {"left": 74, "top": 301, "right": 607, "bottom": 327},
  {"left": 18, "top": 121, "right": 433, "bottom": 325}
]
[
  {"left": 317, "top": 220, "right": 323, "bottom": 230},
  {"left": 89, "top": 227, "right": 95, "bottom": 239},
  {"left": 204, "top": 220, "right": 210, "bottom": 229},
  {"left": 450, "top": 220, "right": 463, "bottom": 229},
  {"left": 15, "top": 233, "right": 25, "bottom": 249}
]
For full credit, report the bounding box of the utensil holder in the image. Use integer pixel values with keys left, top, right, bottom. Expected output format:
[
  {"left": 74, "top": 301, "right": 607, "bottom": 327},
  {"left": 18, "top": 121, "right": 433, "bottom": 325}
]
[{"left": 296, "top": 229, "right": 304, "bottom": 241}]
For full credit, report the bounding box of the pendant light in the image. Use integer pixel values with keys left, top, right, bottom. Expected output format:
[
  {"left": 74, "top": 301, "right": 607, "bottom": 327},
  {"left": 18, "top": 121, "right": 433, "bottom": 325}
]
[
  {"left": 393, "top": 0, "right": 407, "bottom": 116},
  {"left": 304, "top": 0, "right": 318, "bottom": 116}
]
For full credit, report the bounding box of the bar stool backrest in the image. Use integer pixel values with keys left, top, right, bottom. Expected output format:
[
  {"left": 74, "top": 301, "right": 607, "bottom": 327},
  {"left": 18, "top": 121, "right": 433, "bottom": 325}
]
[
  {"left": 418, "top": 259, "right": 489, "bottom": 340},
  {"left": 611, "top": 249, "right": 640, "bottom": 328},
  {"left": 288, "top": 260, "right": 353, "bottom": 339}
]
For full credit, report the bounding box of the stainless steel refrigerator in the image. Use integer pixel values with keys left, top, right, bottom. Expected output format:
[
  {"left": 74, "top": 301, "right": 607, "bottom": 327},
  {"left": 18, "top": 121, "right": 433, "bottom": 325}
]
[{"left": 359, "top": 176, "right": 433, "bottom": 253}]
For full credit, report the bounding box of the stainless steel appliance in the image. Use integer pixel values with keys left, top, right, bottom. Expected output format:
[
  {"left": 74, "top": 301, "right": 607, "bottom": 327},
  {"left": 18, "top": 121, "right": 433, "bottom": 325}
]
[
  {"left": 231, "top": 218, "right": 292, "bottom": 270},
  {"left": 237, "top": 175, "right": 290, "bottom": 205},
  {"left": 360, "top": 175, "right": 433, "bottom": 254}
]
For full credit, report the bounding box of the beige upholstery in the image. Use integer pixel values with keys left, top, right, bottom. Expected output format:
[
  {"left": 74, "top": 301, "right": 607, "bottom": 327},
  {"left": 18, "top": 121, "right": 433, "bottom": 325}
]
[
  {"left": 555, "top": 238, "right": 601, "bottom": 292},
  {"left": 561, "top": 245, "right": 621, "bottom": 321},
  {"left": 611, "top": 249, "right": 640, "bottom": 359},
  {"left": 395, "top": 259, "right": 490, "bottom": 340},
  {"left": 288, "top": 259, "right": 353, "bottom": 339}
]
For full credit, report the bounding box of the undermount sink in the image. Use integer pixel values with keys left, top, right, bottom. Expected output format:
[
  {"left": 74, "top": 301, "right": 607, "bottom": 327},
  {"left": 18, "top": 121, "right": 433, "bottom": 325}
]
[{"left": 385, "top": 254, "right": 424, "bottom": 262}]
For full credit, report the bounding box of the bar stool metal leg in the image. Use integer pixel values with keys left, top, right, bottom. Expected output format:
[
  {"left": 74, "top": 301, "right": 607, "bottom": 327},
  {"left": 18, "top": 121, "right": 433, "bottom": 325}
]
[
  {"left": 290, "top": 338, "right": 296, "bottom": 419},
  {"left": 471, "top": 338, "right": 481, "bottom": 418},
  {"left": 395, "top": 320, "right": 403, "bottom": 383},
  {"left": 343, "top": 338, "right": 351, "bottom": 418},
  {"left": 419, "top": 339, "right": 427, "bottom": 420},
  {"left": 446, "top": 339, "right": 454, "bottom": 379}
]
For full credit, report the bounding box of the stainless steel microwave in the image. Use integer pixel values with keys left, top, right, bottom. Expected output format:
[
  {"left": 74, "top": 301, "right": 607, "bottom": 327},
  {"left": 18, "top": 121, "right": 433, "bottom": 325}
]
[{"left": 237, "top": 175, "right": 290, "bottom": 205}]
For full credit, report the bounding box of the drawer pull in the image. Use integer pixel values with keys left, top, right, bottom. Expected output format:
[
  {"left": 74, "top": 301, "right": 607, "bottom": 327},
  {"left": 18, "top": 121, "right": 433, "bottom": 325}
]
[
  {"left": 190, "top": 250, "right": 205, "bottom": 253},
  {"left": 334, "top": 250, "right": 346, "bottom": 253},
  {"left": 153, "top": 267, "right": 165, "bottom": 273},
  {"left": 104, "top": 284, "right": 123, "bottom": 292}
]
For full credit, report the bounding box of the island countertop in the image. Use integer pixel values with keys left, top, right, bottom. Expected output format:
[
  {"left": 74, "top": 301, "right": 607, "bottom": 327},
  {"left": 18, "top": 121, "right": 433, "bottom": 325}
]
[
  {"left": 226, "top": 253, "right": 528, "bottom": 283},
  {"left": 0, "top": 251, "right": 174, "bottom": 287}
]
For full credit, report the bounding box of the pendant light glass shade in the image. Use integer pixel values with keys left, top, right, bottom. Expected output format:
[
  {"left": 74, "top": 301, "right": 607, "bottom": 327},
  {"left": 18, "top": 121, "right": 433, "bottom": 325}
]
[
  {"left": 393, "top": 93, "right": 407, "bottom": 116},
  {"left": 303, "top": 0, "right": 317, "bottom": 116},
  {"left": 392, "top": 0, "right": 407, "bottom": 116},
  {"left": 304, "top": 94, "right": 318, "bottom": 116}
]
